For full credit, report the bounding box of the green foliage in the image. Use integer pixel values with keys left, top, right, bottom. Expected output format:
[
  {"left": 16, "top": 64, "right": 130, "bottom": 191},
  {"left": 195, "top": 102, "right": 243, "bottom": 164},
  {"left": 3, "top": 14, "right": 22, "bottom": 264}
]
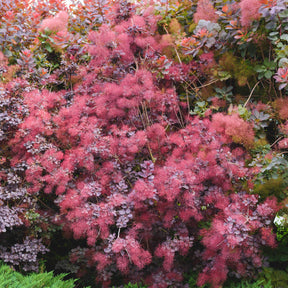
[
  {"left": 233, "top": 104, "right": 251, "bottom": 121},
  {"left": 190, "top": 100, "right": 208, "bottom": 117},
  {"left": 258, "top": 268, "right": 288, "bottom": 288},
  {"left": 184, "top": 270, "right": 209, "bottom": 288},
  {"left": 214, "top": 86, "right": 233, "bottom": 103},
  {"left": 185, "top": 270, "right": 272, "bottom": 288},
  {"left": 275, "top": 221, "right": 288, "bottom": 243},
  {"left": 119, "top": 277, "right": 275, "bottom": 288},
  {"left": 218, "top": 52, "right": 255, "bottom": 88},
  {"left": 254, "top": 59, "right": 277, "bottom": 80},
  {"left": 224, "top": 279, "right": 272, "bottom": 288},
  {"left": 155, "top": 1, "right": 195, "bottom": 34},
  {"left": 253, "top": 178, "right": 286, "bottom": 201},
  {"left": 250, "top": 151, "right": 288, "bottom": 184},
  {"left": 115, "top": 283, "right": 147, "bottom": 288},
  {"left": 265, "top": 242, "right": 288, "bottom": 263},
  {"left": 0, "top": 263, "right": 87, "bottom": 288}
]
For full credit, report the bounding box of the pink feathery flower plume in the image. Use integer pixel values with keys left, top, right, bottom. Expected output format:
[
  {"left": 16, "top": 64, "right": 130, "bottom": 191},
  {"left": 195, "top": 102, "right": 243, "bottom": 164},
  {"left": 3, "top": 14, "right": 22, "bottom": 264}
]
[
  {"left": 194, "top": 0, "right": 219, "bottom": 24},
  {"left": 39, "top": 11, "right": 69, "bottom": 33},
  {"left": 239, "top": 0, "right": 262, "bottom": 27}
]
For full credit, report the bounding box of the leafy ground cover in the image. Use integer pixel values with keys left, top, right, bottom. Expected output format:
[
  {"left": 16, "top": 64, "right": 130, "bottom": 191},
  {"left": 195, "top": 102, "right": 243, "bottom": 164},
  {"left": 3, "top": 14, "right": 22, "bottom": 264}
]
[
  {"left": 0, "top": 262, "right": 83, "bottom": 288},
  {"left": 1, "top": 0, "right": 288, "bottom": 287}
]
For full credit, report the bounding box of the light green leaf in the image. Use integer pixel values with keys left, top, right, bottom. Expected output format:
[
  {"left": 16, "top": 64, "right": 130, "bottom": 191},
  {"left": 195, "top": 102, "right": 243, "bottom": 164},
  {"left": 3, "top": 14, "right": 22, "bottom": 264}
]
[
  {"left": 264, "top": 70, "right": 273, "bottom": 79},
  {"left": 280, "top": 34, "right": 288, "bottom": 42}
]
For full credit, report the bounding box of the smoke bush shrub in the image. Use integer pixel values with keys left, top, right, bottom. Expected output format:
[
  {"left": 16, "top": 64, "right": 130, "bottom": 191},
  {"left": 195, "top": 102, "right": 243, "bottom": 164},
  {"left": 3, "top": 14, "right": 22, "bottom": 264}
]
[
  {"left": 2, "top": 0, "right": 288, "bottom": 287},
  {"left": 0, "top": 79, "right": 50, "bottom": 272},
  {"left": 7, "top": 2, "right": 280, "bottom": 287},
  {"left": 0, "top": 0, "right": 98, "bottom": 273}
]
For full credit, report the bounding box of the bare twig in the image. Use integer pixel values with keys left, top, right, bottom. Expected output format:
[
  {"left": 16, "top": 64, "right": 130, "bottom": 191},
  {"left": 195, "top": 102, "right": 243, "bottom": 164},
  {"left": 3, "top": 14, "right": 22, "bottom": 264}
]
[
  {"left": 244, "top": 81, "right": 260, "bottom": 107},
  {"left": 270, "top": 136, "right": 284, "bottom": 148},
  {"left": 163, "top": 25, "right": 182, "bottom": 65}
]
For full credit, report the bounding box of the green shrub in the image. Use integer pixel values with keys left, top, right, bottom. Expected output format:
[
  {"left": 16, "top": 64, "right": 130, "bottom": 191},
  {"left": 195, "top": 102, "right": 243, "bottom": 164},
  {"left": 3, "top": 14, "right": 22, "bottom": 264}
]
[
  {"left": 0, "top": 263, "right": 89, "bottom": 288},
  {"left": 224, "top": 280, "right": 272, "bottom": 288},
  {"left": 122, "top": 284, "right": 147, "bottom": 288}
]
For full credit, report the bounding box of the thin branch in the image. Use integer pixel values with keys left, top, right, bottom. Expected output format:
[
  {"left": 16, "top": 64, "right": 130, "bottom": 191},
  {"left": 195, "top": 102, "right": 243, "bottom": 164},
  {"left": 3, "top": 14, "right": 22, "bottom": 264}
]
[
  {"left": 184, "top": 78, "right": 219, "bottom": 92},
  {"left": 163, "top": 25, "right": 182, "bottom": 65},
  {"left": 270, "top": 136, "right": 284, "bottom": 148},
  {"left": 244, "top": 81, "right": 260, "bottom": 107}
]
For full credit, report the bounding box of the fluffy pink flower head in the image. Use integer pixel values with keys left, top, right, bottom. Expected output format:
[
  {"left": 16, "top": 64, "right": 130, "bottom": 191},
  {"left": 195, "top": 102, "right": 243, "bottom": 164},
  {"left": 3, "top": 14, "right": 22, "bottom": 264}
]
[
  {"left": 239, "top": 0, "right": 262, "bottom": 27},
  {"left": 274, "top": 97, "right": 288, "bottom": 120},
  {"left": 278, "top": 138, "right": 288, "bottom": 149},
  {"left": 212, "top": 113, "right": 255, "bottom": 148},
  {"left": 280, "top": 121, "right": 288, "bottom": 135},
  {"left": 194, "top": 0, "right": 219, "bottom": 24},
  {"left": 39, "top": 11, "right": 69, "bottom": 33},
  {"left": 0, "top": 51, "right": 7, "bottom": 66}
]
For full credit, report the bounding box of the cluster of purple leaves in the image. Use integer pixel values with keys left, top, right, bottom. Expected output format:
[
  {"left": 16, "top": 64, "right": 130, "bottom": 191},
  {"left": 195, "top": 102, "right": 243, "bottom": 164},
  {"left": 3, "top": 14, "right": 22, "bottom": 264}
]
[{"left": 0, "top": 237, "right": 48, "bottom": 271}]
